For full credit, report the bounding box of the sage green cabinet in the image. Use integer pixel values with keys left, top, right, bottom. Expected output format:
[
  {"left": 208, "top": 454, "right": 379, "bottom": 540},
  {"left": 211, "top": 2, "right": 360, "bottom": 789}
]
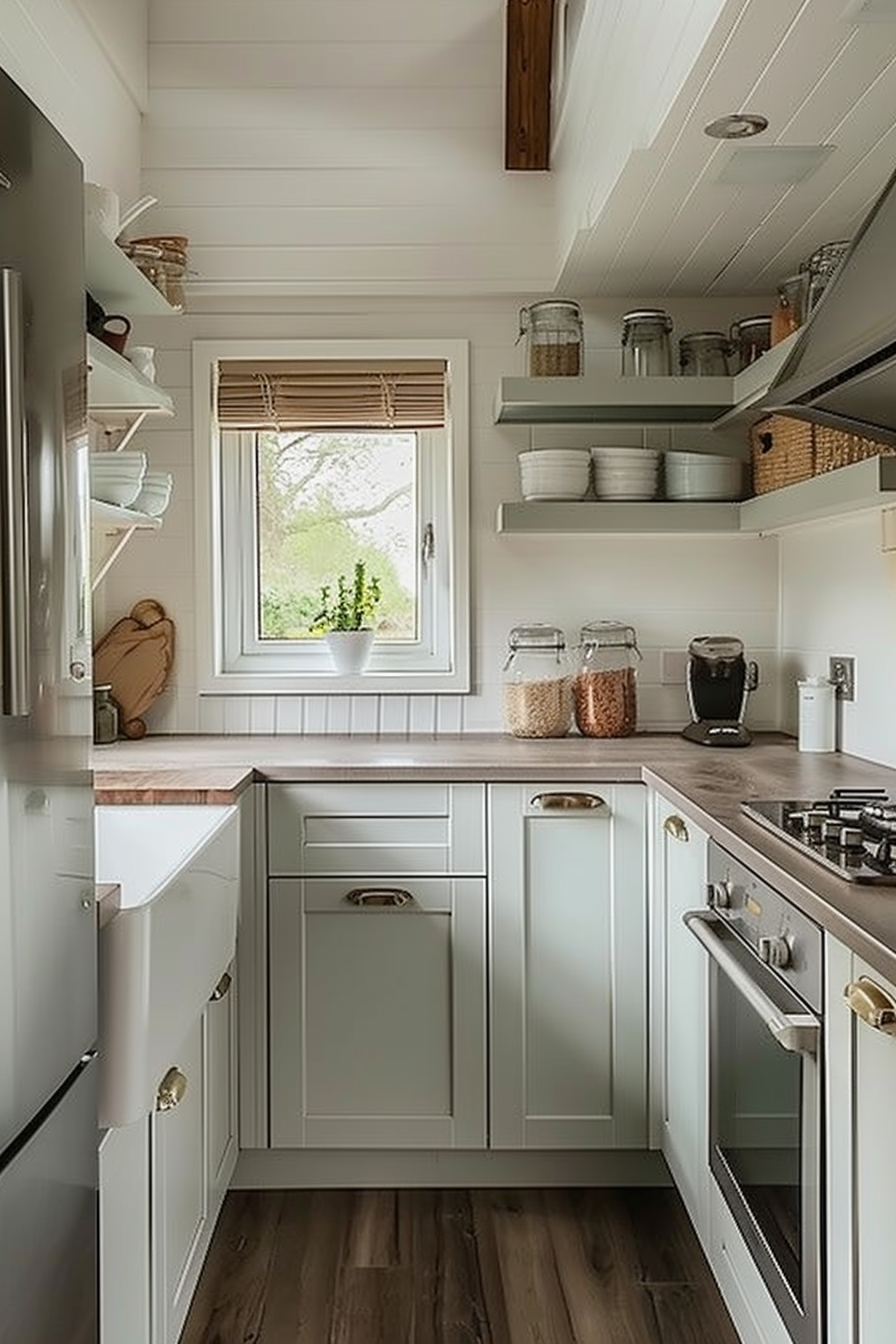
[
  {"left": 650, "top": 792, "right": 710, "bottom": 1242},
  {"left": 488, "top": 782, "right": 647, "bottom": 1149}
]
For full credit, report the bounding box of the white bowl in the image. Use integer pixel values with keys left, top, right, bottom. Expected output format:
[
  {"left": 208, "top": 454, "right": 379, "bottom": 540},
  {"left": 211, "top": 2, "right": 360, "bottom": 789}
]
[
  {"left": 591, "top": 446, "right": 662, "bottom": 463},
  {"left": 665, "top": 451, "right": 743, "bottom": 500},
  {"left": 595, "top": 480, "right": 659, "bottom": 500},
  {"left": 91, "top": 478, "right": 145, "bottom": 508},
  {"left": 131, "top": 471, "right": 173, "bottom": 517},
  {"left": 520, "top": 450, "right": 590, "bottom": 500}
]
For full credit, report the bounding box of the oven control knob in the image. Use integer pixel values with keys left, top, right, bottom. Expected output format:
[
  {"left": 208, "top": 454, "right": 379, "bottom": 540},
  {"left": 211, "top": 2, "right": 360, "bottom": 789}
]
[
  {"left": 707, "top": 880, "right": 731, "bottom": 909},
  {"left": 758, "top": 935, "right": 791, "bottom": 969}
]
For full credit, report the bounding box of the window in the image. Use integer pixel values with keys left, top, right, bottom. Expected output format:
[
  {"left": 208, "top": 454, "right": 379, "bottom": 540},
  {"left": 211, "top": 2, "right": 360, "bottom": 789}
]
[{"left": 193, "top": 339, "right": 470, "bottom": 694}]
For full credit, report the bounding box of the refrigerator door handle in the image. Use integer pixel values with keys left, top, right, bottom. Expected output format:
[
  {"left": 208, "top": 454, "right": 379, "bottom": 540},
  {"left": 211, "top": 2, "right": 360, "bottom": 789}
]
[{"left": 0, "top": 267, "right": 30, "bottom": 717}]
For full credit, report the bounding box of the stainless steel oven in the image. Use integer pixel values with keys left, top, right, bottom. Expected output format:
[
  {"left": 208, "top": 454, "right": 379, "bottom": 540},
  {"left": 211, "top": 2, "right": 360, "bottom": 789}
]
[{"left": 686, "top": 841, "right": 823, "bottom": 1344}]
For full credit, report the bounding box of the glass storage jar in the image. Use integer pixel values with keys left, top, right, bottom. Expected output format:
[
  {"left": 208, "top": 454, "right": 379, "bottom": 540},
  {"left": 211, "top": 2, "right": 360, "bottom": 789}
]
[
  {"left": 770, "top": 273, "right": 808, "bottom": 345},
  {"left": 678, "top": 331, "right": 731, "bottom": 376},
  {"left": 801, "top": 239, "right": 850, "bottom": 316},
  {"left": 573, "top": 621, "right": 641, "bottom": 738},
  {"left": 502, "top": 624, "right": 573, "bottom": 738},
  {"left": 620, "top": 309, "right": 674, "bottom": 376},
  {"left": 93, "top": 684, "right": 119, "bottom": 744},
  {"left": 518, "top": 300, "right": 584, "bottom": 377},
  {"left": 728, "top": 315, "right": 772, "bottom": 372}
]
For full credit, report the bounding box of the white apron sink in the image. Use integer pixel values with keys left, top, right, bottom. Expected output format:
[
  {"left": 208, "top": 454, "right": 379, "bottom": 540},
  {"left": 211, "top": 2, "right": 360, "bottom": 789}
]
[{"left": 96, "top": 805, "right": 239, "bottom": 1127}]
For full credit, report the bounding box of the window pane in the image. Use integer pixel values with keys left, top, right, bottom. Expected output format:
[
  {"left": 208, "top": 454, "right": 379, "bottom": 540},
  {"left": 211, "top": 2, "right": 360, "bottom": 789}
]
[{"left": 254, "top": 430, "right": 418, "bottom": 642}]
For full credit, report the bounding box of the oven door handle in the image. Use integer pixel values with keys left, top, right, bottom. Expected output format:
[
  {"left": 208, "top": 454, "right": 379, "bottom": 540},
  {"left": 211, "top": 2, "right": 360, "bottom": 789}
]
[{"left": 684, "top": 909, "right": 820, "bottom": 1055}]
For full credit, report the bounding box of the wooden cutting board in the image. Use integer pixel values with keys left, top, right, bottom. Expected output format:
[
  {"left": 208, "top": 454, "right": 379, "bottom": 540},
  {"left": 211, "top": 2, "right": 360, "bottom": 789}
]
[{"left": 93, "top": 599, "right": 175, "bottom": 738}]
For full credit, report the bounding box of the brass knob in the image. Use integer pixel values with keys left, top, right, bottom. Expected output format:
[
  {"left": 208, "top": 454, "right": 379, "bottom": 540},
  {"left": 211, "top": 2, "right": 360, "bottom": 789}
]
[
  {"left": 156, "top": 1067, "right": 187, "bottom": 1112},
  {"left": 663, "top": 814, "right": 689, "bottom": 842},
  {"left": 844, "top": 977, "right": 896, "bottom": 1034}
]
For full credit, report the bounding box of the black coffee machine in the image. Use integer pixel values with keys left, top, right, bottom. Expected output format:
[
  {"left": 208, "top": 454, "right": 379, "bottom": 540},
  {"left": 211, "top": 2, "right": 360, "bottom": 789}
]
[{"left": 681, "top": 635, "right": 759, "bottom": 748}]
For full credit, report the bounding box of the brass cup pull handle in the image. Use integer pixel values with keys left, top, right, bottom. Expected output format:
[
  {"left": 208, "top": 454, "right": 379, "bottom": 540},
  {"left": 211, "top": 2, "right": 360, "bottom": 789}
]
[
  {"left": 530, "top": 792, "right": 607, "bottom": 812},
  {"left": 345, "top": 887, "right": 414, "bottom": 908},
  {"left": 663, "top": 814, "right": 689, "bottom": 842},
  {"left": 209, "top": 970, "right": 232, "bottom": 1002},
  {"left": 156, "top": 1067, "right": 187, "bottom": 1112},
  {"left": 844, "top": 977, "right": 896, "bottom": 1034}
]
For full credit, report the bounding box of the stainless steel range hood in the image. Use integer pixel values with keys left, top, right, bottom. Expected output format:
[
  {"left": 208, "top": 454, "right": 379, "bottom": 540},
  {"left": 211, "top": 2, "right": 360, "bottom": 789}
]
[{"left": 764, "top": 163, "right": 896, "bottom": 445}]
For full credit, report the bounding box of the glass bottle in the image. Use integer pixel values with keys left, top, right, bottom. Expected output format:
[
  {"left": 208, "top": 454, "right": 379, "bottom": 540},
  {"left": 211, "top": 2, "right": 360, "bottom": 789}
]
[
  {"left": 502, "top": 624, "right": 573, "bottom": 738},
  {"left": 728, "top": 315, "right": 772, "bottom": 372},
  {"left": 620, "top": 310, "right": 673, "bottom": 376},
  {"left": 678, "top": 331, "right": 731, "bottom": 377},
  {"left": 93, "top": 684, "right": 119, "bottom": 744},
  {"left": 770, "top": 273, "right": 808, "bottom": 345},
  {"left": 573, "top": 621, "right": 641, "bottom": 738},
  {"left": 518, "top": 300, "right": 584, "bottom": 377}
]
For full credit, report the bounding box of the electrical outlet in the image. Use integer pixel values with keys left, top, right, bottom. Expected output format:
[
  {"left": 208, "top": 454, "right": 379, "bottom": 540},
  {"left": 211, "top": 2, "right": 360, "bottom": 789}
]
[
  {"left": 829, "top": 656, "right": 856, "bottom": 702},
  {"left": 660, "top": 650, "right": 688, "bottom": 684}
]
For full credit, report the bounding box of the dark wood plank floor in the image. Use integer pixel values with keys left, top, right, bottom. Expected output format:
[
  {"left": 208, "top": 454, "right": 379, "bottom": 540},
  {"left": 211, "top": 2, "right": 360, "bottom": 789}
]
[{"left": 180, "top": 1187, "right": 741, "bottom": 1344}]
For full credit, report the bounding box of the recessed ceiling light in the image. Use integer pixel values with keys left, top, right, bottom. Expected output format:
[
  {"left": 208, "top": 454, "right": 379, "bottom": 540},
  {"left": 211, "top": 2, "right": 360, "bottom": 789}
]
[{"left": 704, "top": 113, "right": 769, "bottom": 140}]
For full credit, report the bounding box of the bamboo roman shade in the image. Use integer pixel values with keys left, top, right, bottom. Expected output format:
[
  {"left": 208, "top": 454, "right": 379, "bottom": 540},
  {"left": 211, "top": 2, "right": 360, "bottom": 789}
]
[{"left": 216, "top": 358, "right": 447, "bottom": 430}]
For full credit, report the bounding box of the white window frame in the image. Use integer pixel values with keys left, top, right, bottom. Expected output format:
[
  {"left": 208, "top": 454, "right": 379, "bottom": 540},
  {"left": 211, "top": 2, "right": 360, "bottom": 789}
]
[{"left": 192, "top": 338, "right": 470, "bottom": 695}]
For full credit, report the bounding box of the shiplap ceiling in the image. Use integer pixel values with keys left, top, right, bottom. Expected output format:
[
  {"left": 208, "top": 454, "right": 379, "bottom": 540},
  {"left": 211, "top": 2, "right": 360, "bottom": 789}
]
[{"left": 142, "top": 0, "right": 896, "bottom": 298}]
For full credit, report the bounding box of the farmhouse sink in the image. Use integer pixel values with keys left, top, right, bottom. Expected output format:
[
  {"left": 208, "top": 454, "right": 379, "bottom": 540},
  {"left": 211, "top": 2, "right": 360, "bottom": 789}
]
[{"left": 96, "top": 805, "right": 239, "bottom": 1127}]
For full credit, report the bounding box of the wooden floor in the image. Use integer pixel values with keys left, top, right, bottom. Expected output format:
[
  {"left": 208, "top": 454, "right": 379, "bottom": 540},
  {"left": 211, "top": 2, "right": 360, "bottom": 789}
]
[{"left": 180, "top": 1187, "right": 742, "bottom": 1344}]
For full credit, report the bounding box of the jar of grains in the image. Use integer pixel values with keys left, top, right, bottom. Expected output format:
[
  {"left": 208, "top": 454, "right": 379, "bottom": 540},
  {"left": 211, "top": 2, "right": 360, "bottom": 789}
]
[
  {"left": 502, "top": 624, "right": 573, "bottom": 738},
  {"left": 574, "top": 621, "right": 641, "bottom": 738},
  {"left": 518, "top": 300, "right": 584, "bottom": 377}
]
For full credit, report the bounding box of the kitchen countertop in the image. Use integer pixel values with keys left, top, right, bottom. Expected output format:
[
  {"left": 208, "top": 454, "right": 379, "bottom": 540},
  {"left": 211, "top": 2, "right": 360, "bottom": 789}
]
[{"left": 93, "top": 732, "right": 896, "bottom": 984}]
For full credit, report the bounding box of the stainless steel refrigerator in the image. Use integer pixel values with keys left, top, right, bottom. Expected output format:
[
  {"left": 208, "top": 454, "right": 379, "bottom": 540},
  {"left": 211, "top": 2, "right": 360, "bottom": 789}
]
[{"left": 0, "top": 65, "right": 97, "bottom": 1344}]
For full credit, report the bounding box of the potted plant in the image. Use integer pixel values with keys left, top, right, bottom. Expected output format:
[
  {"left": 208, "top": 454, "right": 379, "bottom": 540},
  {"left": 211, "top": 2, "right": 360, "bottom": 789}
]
[{"left": 311, "top": 560, "right": 382, "bottom": 674}]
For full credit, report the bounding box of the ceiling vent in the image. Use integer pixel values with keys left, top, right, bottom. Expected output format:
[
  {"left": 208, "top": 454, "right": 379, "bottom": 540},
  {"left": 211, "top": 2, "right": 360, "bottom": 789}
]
[
  {"left": 842, "top": 0, "right": 896, "bottom": 20},
  {"left": 713, "top": 145, "right": 835, "bottom": 185}
]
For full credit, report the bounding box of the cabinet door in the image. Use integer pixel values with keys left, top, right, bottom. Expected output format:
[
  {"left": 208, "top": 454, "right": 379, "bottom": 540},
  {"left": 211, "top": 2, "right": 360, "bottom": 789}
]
[
  {"left": 652, "top": 795, "right": 710, "bottom": 1239},
  {"left": 152, "top": 1017, "right": 207, "bottom": 1344},
  {"left": 206, "top": 964, "right": 238, "bottom": 1218},
  {"left": 99, "top": 1120, "right": 151, "bottom": 1344},
  {"left": 269, "top": 876, "right": 486, "bottom": 1148},
  {"left": 841, "top": 953, "right": 896, "bottom": 1344},
  {"left": 490, "top": 783, "right": 646, "bottom": 1149}
]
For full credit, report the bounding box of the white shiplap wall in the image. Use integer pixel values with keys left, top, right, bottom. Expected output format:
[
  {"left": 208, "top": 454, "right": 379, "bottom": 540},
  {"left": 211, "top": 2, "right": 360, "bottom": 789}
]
[
  {"left": 95, "top": 293, "right": 782, "bottom": 736},
  {"left": 0, "top": 0, "right": 146, "bottom": 199},
  {"left": 780, "top": 513, "right": 896, "bottom": 771}
]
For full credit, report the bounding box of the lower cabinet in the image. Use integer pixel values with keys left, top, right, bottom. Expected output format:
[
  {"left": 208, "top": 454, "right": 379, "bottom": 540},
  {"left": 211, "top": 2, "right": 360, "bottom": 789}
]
[
  {"left": 827, "top": 938, "right": 896, "bottom": 1344},
  {"left": 99, "top": 965, "right": 238, "bottom": 1344},
  {"left": 269, "top": 876, "right": 487, "bottom": 1147},
  {"left": 651, "top": 792, "right": 710, "bottom": 1241},
  {"left": 489, "top": 782, "right": 647, "bottom": 1149}
]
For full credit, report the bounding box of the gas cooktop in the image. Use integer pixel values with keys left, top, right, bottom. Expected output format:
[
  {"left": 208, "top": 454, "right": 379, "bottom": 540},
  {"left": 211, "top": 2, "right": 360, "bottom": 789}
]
[{"left": 741, "top": 789, "right": 896, "bottom": 884}]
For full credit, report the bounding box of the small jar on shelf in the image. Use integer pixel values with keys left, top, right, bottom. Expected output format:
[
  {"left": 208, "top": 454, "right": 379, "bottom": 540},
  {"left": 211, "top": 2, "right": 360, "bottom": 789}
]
[
  {"left": 502, "top": 624, "right": 573, "bottom": 738},
  {"left": 573, "top": 621, "right": 641, "bottom": 738}
]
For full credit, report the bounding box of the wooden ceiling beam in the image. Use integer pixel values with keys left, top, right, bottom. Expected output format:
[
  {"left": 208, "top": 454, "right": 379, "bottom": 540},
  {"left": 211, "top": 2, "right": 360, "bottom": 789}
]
[{"left": 505, "top": 0, "right": 555, "bottom": 171}]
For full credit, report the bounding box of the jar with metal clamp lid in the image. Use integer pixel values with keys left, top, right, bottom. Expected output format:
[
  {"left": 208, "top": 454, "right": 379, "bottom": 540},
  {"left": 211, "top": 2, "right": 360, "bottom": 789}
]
[
  {"left": 518, "top": 300, "right": 584, "bottom": 376},
  {"left": 502, "top": 624, "right": 573, "bottom": 738},
  {"left": 801, "top": 239, "right": 850, "bottom": 316},
  {"left": 620, "top": 309, "right": 674, "bottom": 376},
  {"left": 573, "top": 621, "right": 641, "bottom": 737},
  {"left": 93, "top": 684, "right": 119, "bottom": 744},
  {"left": 679, "top": 331, "right": 731, "bottom": 376}
]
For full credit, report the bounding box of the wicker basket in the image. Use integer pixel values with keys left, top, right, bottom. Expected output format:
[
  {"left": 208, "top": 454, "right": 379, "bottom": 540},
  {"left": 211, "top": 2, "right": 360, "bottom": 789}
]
[
  {"left": 749, "top": 415, "right": 815, "bottom": 496},
  {"left": 814, "top": 426, "right": 896, "bottom": 475}
]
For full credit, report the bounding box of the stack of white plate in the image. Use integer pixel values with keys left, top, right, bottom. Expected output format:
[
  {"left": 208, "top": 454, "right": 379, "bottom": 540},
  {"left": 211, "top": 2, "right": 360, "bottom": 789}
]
[
  {"left": 591, "top": 446, "right": 661, "bottom": 500},
  {"left": 664, "top": 450, "right": 743, "bottom": 501},
  {"left": 519, "top": 449, "right": 591, "bottom": 501},
  {"left": 89, "top": 451, "right": 148, "bottom": 508}
]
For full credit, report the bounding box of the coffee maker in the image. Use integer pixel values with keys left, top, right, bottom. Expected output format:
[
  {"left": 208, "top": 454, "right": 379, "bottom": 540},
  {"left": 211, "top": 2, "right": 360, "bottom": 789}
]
[{"left": 681, "top": 635, "right": 759, "bottom": 747}]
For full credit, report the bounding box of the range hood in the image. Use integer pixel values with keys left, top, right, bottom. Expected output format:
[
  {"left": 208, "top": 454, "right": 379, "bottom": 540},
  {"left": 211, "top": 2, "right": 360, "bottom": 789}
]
[{"left": 765, "top": 162, "right": 896, "bottom": 445}]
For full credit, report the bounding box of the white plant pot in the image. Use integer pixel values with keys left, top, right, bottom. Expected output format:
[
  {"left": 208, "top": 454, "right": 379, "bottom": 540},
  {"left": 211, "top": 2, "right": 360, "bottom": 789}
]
[{"left": 324, "top": 629, "right": 375, "bottom": 675}]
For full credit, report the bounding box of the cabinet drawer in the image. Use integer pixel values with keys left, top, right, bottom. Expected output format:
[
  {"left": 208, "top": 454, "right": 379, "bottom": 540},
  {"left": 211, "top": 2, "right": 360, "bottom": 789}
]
[{"left": 267, "top": 783, "right": 486, "bottom": 875}]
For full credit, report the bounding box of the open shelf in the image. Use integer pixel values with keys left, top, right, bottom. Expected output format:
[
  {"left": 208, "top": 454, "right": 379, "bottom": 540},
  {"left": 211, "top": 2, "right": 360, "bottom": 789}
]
[
  {"left": 87, "top": 335, "right": 174, "bottom": 416},
  {"left": 498, "top": 455, "right": 896, "bottom": 536},
  {"left": 85, "top": 218, "right": 180, "bottom": 316},
  {"left": 493, "top": 331, "right": 800, "bottom": 428},
  {"left": 90, "top": 498, "right": 163, "bottom": 591}
]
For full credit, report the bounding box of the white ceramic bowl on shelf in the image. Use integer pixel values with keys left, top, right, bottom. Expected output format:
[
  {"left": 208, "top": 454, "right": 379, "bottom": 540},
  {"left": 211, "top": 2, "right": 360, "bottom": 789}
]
[
  {"left": 90, "top": 450, "right": 147, "bottom": 507},
  {"left": 518, "top": 449, "right": 591, "bottom": 500},
  {"left": 664, "top": 450, "right": 743, "bottom": 500},
  {"left": 131, "top": 471, "right": 173, "bottom": 517},
  {"left": 591, "top": 446, "right": 660, "bottom": 500}
]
